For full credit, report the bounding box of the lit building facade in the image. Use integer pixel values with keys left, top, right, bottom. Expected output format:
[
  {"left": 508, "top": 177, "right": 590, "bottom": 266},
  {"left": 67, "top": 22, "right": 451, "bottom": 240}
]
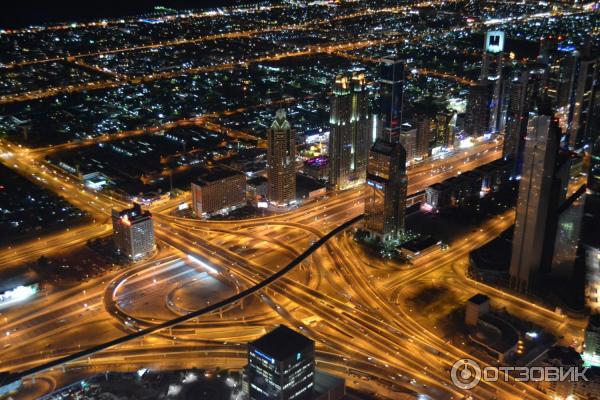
[
  {"left": 509, "top": 112, "right": 561, "bottom": 292},
  {"left": 481, "top": 31, "right": 506, "bottom": 135},
  {"left": 328, "top": 73, "right": 369, "bottom": 189},
  {"left": 267, "top": 109, "right": 296, "bottom": 206},
  {"left": 364, "top": 139, "right": 408, "bottom": 242},
  {"left": 111, "top": 203, "right": 155, "bottom": 261},
  {"left": 379, "top": 56, "right": 404, "bottom": 144},
  {"left": 248, "top": 325, "right": 315, "bottom": 400},
  {"left": 191, "top": 168, "right": 246, "bottom": 216}
]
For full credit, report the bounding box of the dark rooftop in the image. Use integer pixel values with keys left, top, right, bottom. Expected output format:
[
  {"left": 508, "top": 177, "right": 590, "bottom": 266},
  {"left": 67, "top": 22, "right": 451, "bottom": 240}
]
[
  {"left": 195, "top": 167, "right": 244, "bottom": 186},
  {"left": 250, "top": 325, "right": 314, "bottom": 361},
  {"left": 468, "top": 293, "right": 490, "bottom": 305}
]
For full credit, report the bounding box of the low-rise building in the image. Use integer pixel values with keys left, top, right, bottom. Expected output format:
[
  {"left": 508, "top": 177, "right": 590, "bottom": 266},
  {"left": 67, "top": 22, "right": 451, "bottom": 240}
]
[{"left": 191, "top": 168, "right": 246, "bottom": 216}]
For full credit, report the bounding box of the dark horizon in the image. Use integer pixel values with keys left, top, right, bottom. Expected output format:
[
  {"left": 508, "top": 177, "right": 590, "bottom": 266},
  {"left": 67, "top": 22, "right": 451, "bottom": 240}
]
[{"left": 0, "top": 0, "right": 249, "bottom": 29}]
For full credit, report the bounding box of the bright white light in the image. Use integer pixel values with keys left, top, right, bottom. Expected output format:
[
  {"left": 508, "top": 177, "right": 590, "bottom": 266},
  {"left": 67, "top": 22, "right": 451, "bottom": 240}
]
[
  {"left": 167, "top": 384, "right": 181, "bottom": 396},
  {"left": 188, "top": 255, "right": 218, "bottom": 274},
  {"left": 0, "top": 285, "right": 38, "bottom": 306},
  {"left": 182, "top": 372, "right": 197, "bottom": 384},
  {"left": 526, "top": 331, "right": 538, "bottom": 339},
  {"left": 137, "top": 368, "right": 148, "bottom": 377}
]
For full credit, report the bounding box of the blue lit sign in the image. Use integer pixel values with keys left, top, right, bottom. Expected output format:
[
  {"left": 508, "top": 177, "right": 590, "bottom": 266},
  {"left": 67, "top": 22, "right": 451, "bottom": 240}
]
[{"left": 255, "top": 350, "right": 275, "bottom": 364}]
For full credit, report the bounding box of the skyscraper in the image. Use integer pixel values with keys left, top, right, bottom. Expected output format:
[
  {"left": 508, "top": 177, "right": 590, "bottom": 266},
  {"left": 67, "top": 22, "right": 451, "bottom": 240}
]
[
  {"left": 111, "top": 203, "right": 155, "bottom": 261},
  {"left": 509, "top": 112, "right": 561, "bottom": 292},
  {"left": 413, "top": 113, "right": 432, "bottom": 159},
  {"left": 481, "top": 31, "right": 506, "bottom": 135},
  {"left": 328, "top": 72, "right": 369, "bottom": 189},
  {"left": 569, "top": 53, "right": 599, "bottom": 149},
  {"left": 379, "top": 56, "right": 404, "bottom": 143},
  {"left": 502, "top": 66, "right": 546, "bottom": 174},
  {"left": 267, "top": 109, "right": 296, "bottom": 206},
  {"left": 589, "top": 138, "right": 600, "bottom": 195},
  {"left": 465, "top": 81, "right": 491, "bottom": 137},
  {"left": 248, "top": 325, "right": 315, "bottom": 400},
  {"left": 364, "top": 139, "right": 408, "bottom": 242}
]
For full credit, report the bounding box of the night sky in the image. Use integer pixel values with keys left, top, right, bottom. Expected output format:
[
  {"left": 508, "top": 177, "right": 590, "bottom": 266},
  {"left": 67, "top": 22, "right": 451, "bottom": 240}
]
[{"left": 1, "top": 1, "right": 247, "bottom": 29}]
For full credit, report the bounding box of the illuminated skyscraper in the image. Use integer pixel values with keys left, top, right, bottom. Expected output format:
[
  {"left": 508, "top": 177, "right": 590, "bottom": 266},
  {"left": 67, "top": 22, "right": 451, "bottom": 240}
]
[
  {"left": 364, "top": 139, "right": 408, "bottom": 242},
  {"left": 111, "top": 203, "right": 155, "bottom": 261},
  {"left": 509, "top": 112, "right": 561, "bottom": 292},
  {"left": 248, "top": 325, "right": 315, "bottom": 400},
  {"left": 502, "top": 66, "right": 545, "bottom": 174},
  {"left": 379, "top": 56, "right": 404, "bottom": 143},
  {"left": 481, "top": 31, "right": 506, "bottom": 135},
  {"left": 569, "top": 53, "right": 599, "bottom": 149},
  {"left": 328, "top": 73, "right": 369, "bottom": 189},
  {"left": 267, "top": 109, "right": 296, "bottom": 206},
  {"left": 465, "top": 82, "right": 491, "bottom": 137},
  {"left": 589, "top": 138, "right": 600, "bottom": 195}
]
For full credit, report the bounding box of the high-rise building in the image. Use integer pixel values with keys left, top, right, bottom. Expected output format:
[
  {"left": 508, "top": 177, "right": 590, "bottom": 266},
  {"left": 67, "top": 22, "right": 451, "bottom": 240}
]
[
  {"left": 379, "top": 56, "right": 404, "bottom": 143},
  {"left": 481, "top": 31, "right": 506, "bottom": 135},
  {"left": 111, "top": 203, "right": 155, "bottom": 261},
  {"left": 569, "top": 53, "right": 599, "bottom": 149},
  {"left": 509, "top": 112, "right": 561, "bottom": 292},
  {"left": 364, "top": 139, "right": 408, "bottom": 242},
  {"left": 589, "top": 138, "right": 600, "bottom": 195},
  {"left": 502, "top": 66, "right": 546, "bottom": 173},
  {"left": 584, "top": 315, "right": 600, "bottom": 366},
  {"left": 435, "top": 110, "right": 455, "bottom": 148},
  {"left": 328, "top": 73, "right": 369, "bottom": 189},
  {"left": 191, "top": 167, "right": 246, "bottom": 216},
  {"left": 248, "top": 325, "right": 315, "bottom": 400},
  {"left": 413, "top": 113, "right": 432, "bottom": 159},
  {"left": 465, "top": 81, "right": 491, "bottom": 137},
  {"left": 267, "top": 109, "right": 296, "bottom": 206}
]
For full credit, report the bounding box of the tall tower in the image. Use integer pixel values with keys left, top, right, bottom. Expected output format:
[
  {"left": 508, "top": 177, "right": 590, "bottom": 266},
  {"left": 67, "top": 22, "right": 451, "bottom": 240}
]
[
  {"left": 379, "top": 56, "right": 405, "bottom": 144},
  {"left": 502, "top": 66, "right": 545, "bottom": 175},
  {"left": 509, "top": 112, "right": 561, "bottom": 293},
  {"left": 267, "top": 109, "right": 296, "bottom": 206},
  {"left": 465, "top": 82, "right": 491, "bottom": 137},
  {"left": 364, "top": 139, "right": 408, "bottom": 242},
  {"left": 481, "top": 31, "right": 506, "bottom": 135},
  {"left": 328, "top": 72, "right": 369, "bottom": 189},
  {"left": 589, "top": 137, "right": 600, "bottom": 196},
  {"left": 569, "top": 54, "right": 599, "bottom": 149}
]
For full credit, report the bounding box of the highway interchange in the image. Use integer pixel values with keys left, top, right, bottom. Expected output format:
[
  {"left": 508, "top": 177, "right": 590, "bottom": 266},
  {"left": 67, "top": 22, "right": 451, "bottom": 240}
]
[{"left": 0, "top": 2, "right": 592, "bottom": 399}]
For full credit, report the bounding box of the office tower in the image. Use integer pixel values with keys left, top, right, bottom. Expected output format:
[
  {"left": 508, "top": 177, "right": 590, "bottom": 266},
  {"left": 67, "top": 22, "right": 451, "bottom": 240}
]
[
  {"left": 502, "top": 67, "right": 546, "bottom": 174},
  {"left": 111, "top": 203, "right": 155, "bottom": 261},
  {"left": 435, "top": 110, "right": 455, "bottom": 148},
  {"left": 569, "top": 53, "right": 599, "bottom": 149},
  {"left": 248, "top": 325, "right": 315, "bottom": 400},
  {"left": 267, "top": 109, "right": 296, "bottom": 206},
  {"left": 398, "top": 123, "right": 417, "bottom": 162},
  {"left": 328, "top": 73, "right": 369, "bottom": 189},
  {"left": 481, "top": 31, "right": 506, "bottom": 135},
  {"left": 584, "top": 195, "right": 600, "bottom": 313},
  {"left": 465, "top": 82, "right": 491, "bottom": 137},
  {"left": 364, "top": 139, "right": 408, "bottom": 242},
  {"left": 413, "top": 113, "right": 431, "bottom": 159},
  {"left": 509, "top": 112, "right": 561, "bottom": 293},
  {"left": 379, "top": 56, "right": 405, "bottom": 143},
  {"left": 590, "top": 138, "right": 600, "bottom": 195},
  {"left": 191, "top": 167, "right": 246, "bottom": 216},
  {"left": 584, "top": 315, "right": 600, "bottom": 366},
  {"left": 547, "top": 188, "right": 585, "bottom": 279}
]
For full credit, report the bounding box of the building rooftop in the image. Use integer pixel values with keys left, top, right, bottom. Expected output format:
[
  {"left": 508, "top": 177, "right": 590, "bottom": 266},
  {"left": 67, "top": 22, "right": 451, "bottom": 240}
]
[
  {"left": 468, "top": 293, "right": 490, "bottom": 305},
  {"left": 251, "top": 325, "right": 314, "bottom": 361},
  {"left": 112, "top": 203, "right": 151, "bottom": 223},
  {"left": 194, "top": 167, "right": 244, "bottom": 186}
]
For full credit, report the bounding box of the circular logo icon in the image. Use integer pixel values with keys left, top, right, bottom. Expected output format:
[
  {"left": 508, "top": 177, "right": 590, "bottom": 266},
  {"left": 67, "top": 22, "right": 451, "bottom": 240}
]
[{"left": 451, "top": 358, "right": 481, "bottom": 390}]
